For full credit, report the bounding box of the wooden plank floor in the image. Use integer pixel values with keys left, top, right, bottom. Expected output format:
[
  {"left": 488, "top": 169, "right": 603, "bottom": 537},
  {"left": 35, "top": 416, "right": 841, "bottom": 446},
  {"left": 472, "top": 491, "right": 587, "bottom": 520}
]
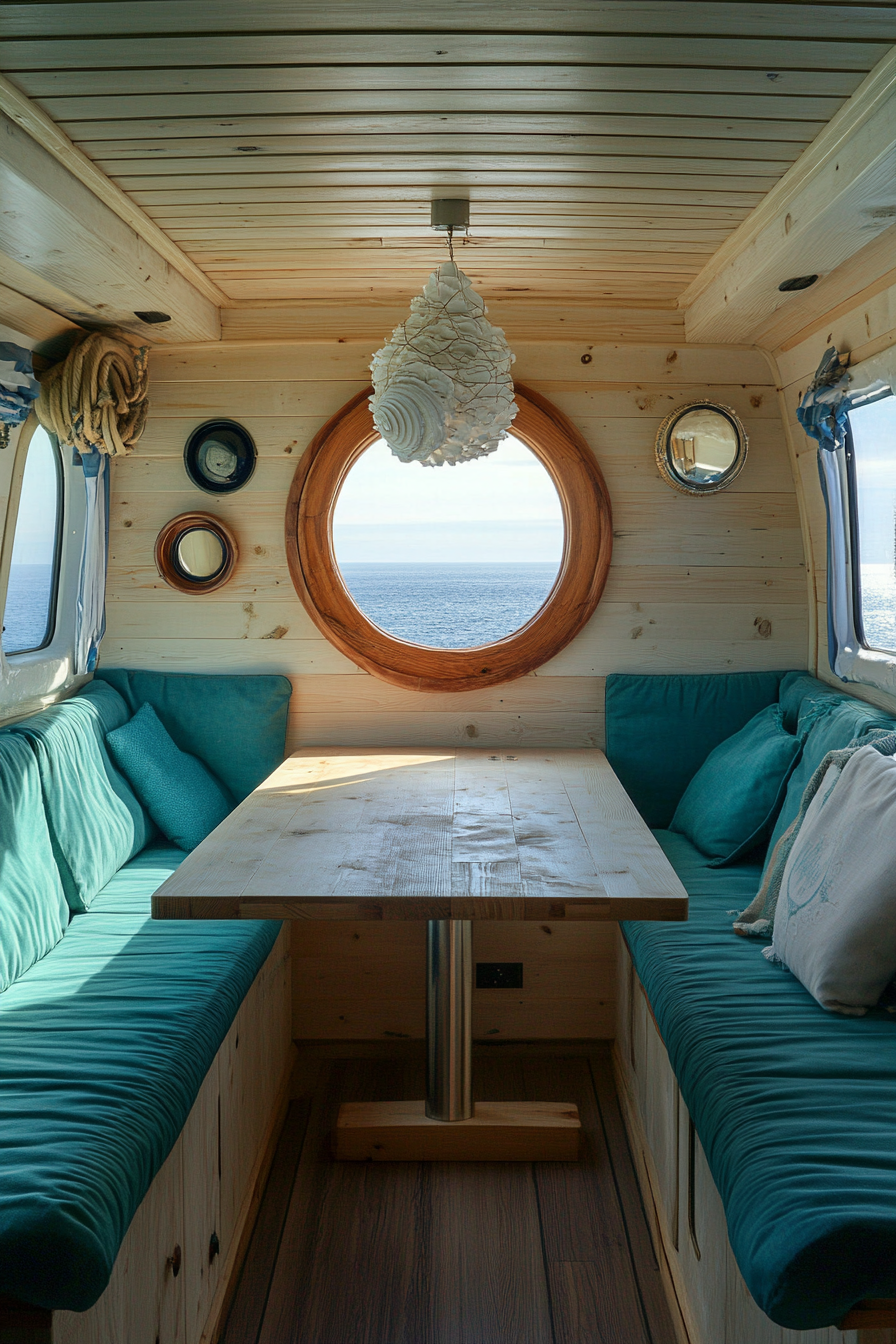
[{"left": 220, "top": 1045, "right": 677, "bottom": 1344}]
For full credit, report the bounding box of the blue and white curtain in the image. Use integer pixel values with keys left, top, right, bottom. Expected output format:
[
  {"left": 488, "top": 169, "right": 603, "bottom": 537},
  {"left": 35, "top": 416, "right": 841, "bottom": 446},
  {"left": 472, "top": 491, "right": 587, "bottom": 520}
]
[
  {"left": 74, "top": 448, "right": 109, "bottom": 674},
  {"left": 0, "top": 342, "right": 40, "bottom": 439},
  {"left": 798, "top": 347, "right": 895, "bottom": 685}
]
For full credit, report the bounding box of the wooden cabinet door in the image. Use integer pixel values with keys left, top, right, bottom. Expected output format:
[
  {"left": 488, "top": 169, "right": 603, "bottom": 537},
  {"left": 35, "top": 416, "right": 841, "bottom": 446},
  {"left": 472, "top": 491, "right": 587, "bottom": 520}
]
[
  {"left": 181, "top": 1058, "right": 222, "bottom": 1344},
  {"left": 640, "top": 993, "right": 679, "bottom": 1246},
  {"left": 126, "top": 1138, "right": 185, "bottom": 1344},
  {"left": 219, "top": 957, "right": 276, "bottom": 1251},
  {"left": 676, "top": 1095, "right": 727, "bottom": 1344},
  {"left": 615, "top": 931, "right": 634, "bottom": 1070},
  {"left": 52, "top": 1133, "right": 185, "bottom": 1344}
]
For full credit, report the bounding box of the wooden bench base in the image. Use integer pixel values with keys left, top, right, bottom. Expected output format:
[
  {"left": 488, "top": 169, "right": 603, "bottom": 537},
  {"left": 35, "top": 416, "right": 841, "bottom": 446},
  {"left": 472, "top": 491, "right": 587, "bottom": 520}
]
[{"left": 333, "top": 1099, "right": 581, "bottom": 1161}]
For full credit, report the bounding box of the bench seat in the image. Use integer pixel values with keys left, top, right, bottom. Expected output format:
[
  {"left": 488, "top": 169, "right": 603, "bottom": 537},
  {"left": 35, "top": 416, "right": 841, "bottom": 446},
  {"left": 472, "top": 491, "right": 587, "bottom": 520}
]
[
  {"left": 0, "top": 904, "right": 280, "bottom": 1313},
  {"left": 88, "top": 842, "right": 184, "bottom": 915},
  {"left": 610, "top": 672, "right": 896, "bottom": 1331},
  {"left": 624, "top": 832, "right": 896, "bottom": 1330},
  {"left": 0, "top": 671, "right": 292, "bottom": 1315}
]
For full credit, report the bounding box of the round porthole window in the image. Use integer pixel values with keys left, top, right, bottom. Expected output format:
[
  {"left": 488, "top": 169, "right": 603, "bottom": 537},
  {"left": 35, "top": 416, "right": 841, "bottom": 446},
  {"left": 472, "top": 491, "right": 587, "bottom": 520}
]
[
  {"left": 184, "top": 419, "right": 256, "bottom": 494},
  {"left": 286, "top": 385, "right": 612, "bottom": 692},
  {"left": 333, "top": 433, "right": 563, "bottom": 649}
]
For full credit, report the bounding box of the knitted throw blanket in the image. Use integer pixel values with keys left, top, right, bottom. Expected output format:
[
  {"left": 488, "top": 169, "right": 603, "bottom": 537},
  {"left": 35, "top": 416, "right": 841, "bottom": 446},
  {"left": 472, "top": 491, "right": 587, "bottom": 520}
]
[{"left": 733, "top": 729, "right": 896, "bottom": 938}]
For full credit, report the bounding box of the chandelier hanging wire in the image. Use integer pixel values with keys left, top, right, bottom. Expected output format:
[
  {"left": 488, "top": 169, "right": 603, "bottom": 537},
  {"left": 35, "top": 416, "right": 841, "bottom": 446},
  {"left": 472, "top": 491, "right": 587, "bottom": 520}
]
[{"left": 369, "top": 203, "right": 518, "bottom": 468}]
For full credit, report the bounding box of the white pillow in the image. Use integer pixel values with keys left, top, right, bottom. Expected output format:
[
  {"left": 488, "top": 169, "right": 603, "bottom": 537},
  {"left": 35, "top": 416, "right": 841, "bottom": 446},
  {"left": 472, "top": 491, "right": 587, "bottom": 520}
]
[{"left": 768, "top": 745, "right": 896, "bottom": 1015}]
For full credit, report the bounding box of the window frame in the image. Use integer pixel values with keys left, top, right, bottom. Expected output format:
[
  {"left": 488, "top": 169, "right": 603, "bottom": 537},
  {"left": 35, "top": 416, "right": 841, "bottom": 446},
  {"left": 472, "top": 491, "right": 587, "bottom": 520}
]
[
  {"left": 815, "top": 343, "right": 896, "bottom": 700},
  {"left": 0, "top": 412, "right": 87, "bottom": 719},
  {"left": 285, "top": 383, "right": 613, "bottom": 693},
  {"left": 2, "top": 419, "right": 64, "bottom": 657},
  {"left": 844, "top": 388, "right": 896, "bottom": 657}
]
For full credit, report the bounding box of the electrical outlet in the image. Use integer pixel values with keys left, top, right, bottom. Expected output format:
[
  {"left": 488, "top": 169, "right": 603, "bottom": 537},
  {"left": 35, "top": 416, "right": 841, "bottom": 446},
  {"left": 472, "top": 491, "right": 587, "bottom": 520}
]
[{"left": 476, "top": 962, "right": 523, "bottom": 989}]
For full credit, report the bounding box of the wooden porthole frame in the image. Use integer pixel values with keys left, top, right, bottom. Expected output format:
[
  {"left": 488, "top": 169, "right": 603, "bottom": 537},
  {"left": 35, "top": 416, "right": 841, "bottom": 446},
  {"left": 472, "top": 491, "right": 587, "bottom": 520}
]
[
  {"left": 154, "top": 511, "right": 238, "bottom": 595},
  {"left": 285, "top": 383, "right": 612, "bottom": 692}
]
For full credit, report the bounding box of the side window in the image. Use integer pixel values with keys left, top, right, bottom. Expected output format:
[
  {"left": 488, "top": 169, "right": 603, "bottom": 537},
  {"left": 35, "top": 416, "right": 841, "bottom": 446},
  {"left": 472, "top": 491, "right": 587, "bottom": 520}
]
[
  {"left": 2, "top": 426, "right": 63, "bottom": 655},
  {"left": 847, "top": 393, "right": 896, "bottom": 656}
]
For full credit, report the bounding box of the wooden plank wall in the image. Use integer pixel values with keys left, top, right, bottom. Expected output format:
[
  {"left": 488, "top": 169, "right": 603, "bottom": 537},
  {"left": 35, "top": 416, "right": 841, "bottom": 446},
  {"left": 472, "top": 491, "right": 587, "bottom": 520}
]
[
  {"left": 773, "top": 278, "right": 896, "bottom": 716},
  {"left": 102, "top": 338, "right": 807, "bottom": 756},
  {"left": 101, "top": 336, "right": 806, "bottom": 1040}
]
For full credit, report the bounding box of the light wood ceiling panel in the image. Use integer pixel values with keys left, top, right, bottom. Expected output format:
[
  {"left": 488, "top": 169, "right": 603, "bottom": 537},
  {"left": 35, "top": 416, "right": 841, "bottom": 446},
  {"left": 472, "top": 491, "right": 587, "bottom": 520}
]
[
  {"left": 3, "top": 3, "right": 895, "bottom": 39},
  {"left": 1, "top": 2, "right": 893, "bottom": 313}
]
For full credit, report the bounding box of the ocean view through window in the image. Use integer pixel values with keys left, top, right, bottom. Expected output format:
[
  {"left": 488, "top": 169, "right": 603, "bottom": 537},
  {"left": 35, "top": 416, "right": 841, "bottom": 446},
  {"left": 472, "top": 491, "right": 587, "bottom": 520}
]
[
  {"left": 333, "top": 435, "right": 563, "bottom": 648},
  {"left": 2, "top": 426, "right": 61, "bottom": 656}
]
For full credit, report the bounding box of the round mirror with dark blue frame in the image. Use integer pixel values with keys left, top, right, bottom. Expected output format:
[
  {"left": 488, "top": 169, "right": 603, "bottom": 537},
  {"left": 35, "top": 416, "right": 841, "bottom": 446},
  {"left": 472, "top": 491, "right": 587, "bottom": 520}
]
[{"left": 184, "top": 419, "right": 256, "bottom": 494}]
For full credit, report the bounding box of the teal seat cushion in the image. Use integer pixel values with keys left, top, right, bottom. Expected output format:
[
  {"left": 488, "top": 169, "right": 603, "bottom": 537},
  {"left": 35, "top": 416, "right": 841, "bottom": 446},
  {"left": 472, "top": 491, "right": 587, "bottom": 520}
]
[
  {"left": 670, "top": 704, "right": 801, "bottom": 865},
  {"left": 605, "top": 671, "right": 788, "bottom": 828},
  {"left": 89, "top": 842, "right": 184, "bottom": 915},
  {"left": 777, "top": 670, "right": 845, "bottom": 732},
  {"left": 95, "top": 670, "right": 291, "bottom": 802},
  {"left": 107, "top": 705, "right": 234, "bottom": 853},
  {"left": 0, "top": 911, "right": 281, "bottom": 1312},
  {"left": 763, "top": 691, "right": 896, "bottom": 871},
  {"left": 0, "top": 735, "right": 69, "bottom": 992},
  {"left": 623, "top": 831, "right": 896, "bottom": 1329},
  {"left": 8, "top": 682, "right": 154, "bottom": 912}
]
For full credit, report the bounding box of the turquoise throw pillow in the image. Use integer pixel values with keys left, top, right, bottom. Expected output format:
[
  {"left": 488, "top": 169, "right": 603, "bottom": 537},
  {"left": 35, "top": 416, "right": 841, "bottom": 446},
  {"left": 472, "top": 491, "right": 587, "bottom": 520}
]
[
  {"left": 106, "top": 704, "right": 235, "bottom": 852},
  {"left": 670, "top": 704, "right": 801, "bottom": 866},
  {"left": 96, "top": 669, "right": 291, "bottom": 801}
]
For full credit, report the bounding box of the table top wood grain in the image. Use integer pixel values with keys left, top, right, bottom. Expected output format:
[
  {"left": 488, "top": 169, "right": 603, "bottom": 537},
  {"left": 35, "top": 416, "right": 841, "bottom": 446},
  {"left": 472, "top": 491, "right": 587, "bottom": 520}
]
[{"left": 151, "top": 748, "right": 688, "bottom": 923}]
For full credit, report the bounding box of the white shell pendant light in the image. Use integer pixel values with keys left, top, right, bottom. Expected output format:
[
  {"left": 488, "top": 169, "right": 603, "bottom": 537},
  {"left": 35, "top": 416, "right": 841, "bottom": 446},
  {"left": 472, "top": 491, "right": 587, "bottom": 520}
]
[{"left": 370, "top": 256, "right": 518, "bottom": 468}]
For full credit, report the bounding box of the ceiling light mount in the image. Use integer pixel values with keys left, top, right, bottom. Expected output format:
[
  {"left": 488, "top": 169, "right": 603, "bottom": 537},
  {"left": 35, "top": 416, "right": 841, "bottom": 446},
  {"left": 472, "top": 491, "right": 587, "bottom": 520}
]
[{"left": 430, "top": 199, "right": 470, "bottom": 234}]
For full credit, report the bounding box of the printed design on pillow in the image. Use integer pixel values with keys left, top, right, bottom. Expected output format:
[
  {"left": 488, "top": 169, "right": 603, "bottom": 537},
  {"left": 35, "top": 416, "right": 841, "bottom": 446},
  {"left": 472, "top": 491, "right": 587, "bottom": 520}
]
[{"left": 780, "top": 837, "right": 836, "bottom": 919}]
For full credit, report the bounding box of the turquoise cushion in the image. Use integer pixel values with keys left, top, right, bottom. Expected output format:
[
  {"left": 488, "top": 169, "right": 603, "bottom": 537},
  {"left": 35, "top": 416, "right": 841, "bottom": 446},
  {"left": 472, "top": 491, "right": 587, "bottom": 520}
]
[
  {"left": 670, "top": 704, "right": 801, "bottom": 865},
  {"left": 763, "top": 693, "right": 896, "bottom": 871},
  {"left": 9, "top": 683, "right": 154, "bottom": 912},
  {"left": 777, "top": 671, "right": 844, "bottom": 733},
  {"left": 89, "top": 843, "right": 184, "bottom": 915},
  {"left": 605, "top": 671, "right": 788, "bottom": 827},
  {"left": 623, "top": 831, "right": 896, "bottom": 1330},
  {"left": 95, "top": 670, "right": 291, "bottom": 802},
  {"left": 106, "top": 705, "right": 234, "bottom": 852},
  {"left": 0, "top": 911, "right": 281, "bottom": 1311},
  {"left": 0, "top": 734, "right": 69, "bottom": 991}
]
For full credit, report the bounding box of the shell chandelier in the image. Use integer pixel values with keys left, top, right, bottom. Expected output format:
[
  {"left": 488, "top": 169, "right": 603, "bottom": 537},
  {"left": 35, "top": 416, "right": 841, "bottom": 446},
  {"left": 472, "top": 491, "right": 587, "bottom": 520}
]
[{"left": 370, "top": 234, "right": 518, "bottom": 467}]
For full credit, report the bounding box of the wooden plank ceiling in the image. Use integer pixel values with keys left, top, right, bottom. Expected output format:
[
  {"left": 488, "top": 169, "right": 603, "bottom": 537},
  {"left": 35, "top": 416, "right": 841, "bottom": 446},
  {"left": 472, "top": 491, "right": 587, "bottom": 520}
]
[{"left": 2, "top": 2, "right": 895, "bottom": 315}]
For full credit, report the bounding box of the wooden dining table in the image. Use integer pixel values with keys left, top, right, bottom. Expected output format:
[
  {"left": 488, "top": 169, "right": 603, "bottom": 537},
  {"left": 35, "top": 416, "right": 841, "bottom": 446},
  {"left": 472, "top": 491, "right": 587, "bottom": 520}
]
[{"left": 153, "top": 747, "right": 688, "bottom": 1161}]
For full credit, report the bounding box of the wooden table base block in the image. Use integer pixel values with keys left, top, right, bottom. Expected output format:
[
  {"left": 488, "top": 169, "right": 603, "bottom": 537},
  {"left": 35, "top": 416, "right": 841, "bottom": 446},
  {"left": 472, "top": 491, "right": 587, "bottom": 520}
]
[{"left": 333, "top": 1100, "right": 581, "bottom": 1161}]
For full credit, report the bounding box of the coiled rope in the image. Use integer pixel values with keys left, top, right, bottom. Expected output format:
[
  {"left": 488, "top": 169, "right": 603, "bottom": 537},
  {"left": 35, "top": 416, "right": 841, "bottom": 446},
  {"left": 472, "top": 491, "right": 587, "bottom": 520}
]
[{"left": 37, "top": 331, "right": 149, "bottom": 457}]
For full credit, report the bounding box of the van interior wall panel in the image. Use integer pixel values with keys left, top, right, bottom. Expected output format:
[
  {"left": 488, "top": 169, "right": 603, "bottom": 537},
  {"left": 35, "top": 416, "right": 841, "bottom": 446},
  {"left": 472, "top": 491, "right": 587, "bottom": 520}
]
[
  {"left": 100, "top": 337, "right": 805, "bottom": 1041},
  {"left": 0, "top": 2, "right": 894, "bottom": 1337},
  {"left": 103, "top": 339, "right": 806, "bottom": 739}
]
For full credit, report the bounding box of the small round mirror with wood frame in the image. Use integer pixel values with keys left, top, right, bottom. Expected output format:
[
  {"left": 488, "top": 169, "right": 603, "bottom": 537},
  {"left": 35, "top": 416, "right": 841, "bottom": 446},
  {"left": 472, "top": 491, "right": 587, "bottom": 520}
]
[
  {"left": 655, "top": 401, "right": 748, "bottom": 495},
  {"left": 155, "top": 512, "right": 238, "bottom": 594}
]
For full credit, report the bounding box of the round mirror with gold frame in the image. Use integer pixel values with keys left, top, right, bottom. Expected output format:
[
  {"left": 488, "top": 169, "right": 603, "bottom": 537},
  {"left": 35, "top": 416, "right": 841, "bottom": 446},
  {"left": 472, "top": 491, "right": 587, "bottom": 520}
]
[
  {"left": 154, "top": 512, "right": 238, "bottom": 594},
  {"left": 655, "top": 401, "right": 748, "bottom": 495}
]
